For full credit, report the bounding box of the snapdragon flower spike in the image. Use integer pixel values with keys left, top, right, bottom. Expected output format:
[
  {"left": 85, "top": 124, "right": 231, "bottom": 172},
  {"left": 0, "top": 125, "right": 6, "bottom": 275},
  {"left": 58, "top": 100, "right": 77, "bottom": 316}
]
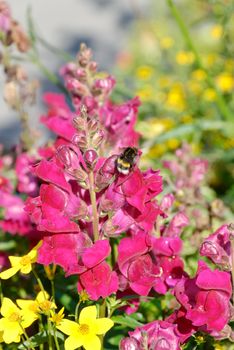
[{"left": 200, "top": 224, "right": 233, "bottom": 270}]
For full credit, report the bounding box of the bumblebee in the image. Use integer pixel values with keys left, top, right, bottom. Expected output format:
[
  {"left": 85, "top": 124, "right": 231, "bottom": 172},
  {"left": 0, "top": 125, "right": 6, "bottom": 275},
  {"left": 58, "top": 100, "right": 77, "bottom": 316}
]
[{"left": 116, "top": 147, "right": 138, "bottom": 175}]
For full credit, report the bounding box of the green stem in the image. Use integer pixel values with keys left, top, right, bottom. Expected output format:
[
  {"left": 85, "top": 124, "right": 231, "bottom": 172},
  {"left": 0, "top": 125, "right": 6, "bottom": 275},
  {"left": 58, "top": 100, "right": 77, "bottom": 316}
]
[
  {"left": 32, "top": 268, "right": 47, "bottom": 300},
  {"left": 88, "top": 171, "right": 99, "bottom": 242},
  {"left": 75, "top": 300, "right": 81, "bottom": 322},
  {"left": 19, "top": 323, "right": 36, "bottom": 350},
  {"left": 52, "top": 324, "right": 60, "bottom": 350},
  {"left": 99, "top": 300, "right": 106, "bottom": 350},
  {"left": 47, "top": 317, "right": 54, "bottom": 350},
  {"left": 166, "top": 0, "right": 232, "bottom": 122}
]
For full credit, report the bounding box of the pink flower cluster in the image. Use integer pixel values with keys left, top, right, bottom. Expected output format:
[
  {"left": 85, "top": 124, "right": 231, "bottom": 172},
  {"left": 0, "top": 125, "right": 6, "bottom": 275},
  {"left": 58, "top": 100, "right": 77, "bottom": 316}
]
[{"left": 0, "top": 44, "right": 233, "bottom": 348}]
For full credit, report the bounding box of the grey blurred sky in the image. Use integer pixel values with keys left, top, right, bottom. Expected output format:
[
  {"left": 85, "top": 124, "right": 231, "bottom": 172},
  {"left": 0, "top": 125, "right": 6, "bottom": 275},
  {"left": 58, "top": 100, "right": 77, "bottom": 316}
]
[{"left": 0, "top": 0, "right": 150, "bottom": 148}]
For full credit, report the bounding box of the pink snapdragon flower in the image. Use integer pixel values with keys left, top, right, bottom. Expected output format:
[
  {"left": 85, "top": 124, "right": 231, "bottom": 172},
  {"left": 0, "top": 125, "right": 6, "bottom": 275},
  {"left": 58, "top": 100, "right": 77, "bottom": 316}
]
[
  {"left": 200, "top": 224, "right": 233, "bottom": 270},
  {"left": 15, "top": 152, "right": 38, "bottom": 197},
  {"left": 174, "top": 261, "right": 232, "bottom": 333},
  {"left": 120, "top": 320, "right": 181, "bottom": 350}
]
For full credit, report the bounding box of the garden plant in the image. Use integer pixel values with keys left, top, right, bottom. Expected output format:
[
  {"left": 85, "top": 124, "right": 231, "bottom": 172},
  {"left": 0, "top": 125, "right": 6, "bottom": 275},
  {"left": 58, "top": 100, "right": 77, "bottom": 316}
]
[{"left": 0, "top": 1, "right": 233, "bottom": 349}]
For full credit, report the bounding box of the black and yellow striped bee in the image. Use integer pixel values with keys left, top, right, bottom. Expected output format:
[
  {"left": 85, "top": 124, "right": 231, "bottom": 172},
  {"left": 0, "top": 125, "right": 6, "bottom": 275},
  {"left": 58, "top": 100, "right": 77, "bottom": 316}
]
[{"left": 116, "top": 147, "right": 138, "bottom": 175}]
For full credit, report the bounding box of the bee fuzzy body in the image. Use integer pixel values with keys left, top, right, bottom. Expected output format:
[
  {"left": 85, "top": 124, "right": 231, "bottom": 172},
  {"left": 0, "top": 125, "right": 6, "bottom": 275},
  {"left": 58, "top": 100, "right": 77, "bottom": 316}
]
[{"left": 116, "top": 147, "right": 138, "bottom": 175}]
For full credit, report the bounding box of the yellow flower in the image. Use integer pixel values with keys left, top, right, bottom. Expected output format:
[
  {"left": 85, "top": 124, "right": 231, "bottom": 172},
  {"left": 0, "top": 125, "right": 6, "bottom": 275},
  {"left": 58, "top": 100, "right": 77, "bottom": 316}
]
[
  {"left": 166, "top": 138, "right": 180, "bottom": 150},
  {"left": 136, "top": 85, "right": 154, "bottom": 101},
  {"left": 160, "top": 36, "right": 174, "bottom": 49},
  {"left": 0, "top": 241, "right": 42, "bottom": 280},
  {"left": 216, "top": 72, "right": 233, "bottom": 93},
  {"left": 57, "top": 305, "right": 114, "bottom": 350},
  {"left": 50, "top": 307, "right": 65, "bottom": 326},
  {"left": 211, "top": 25, "right": 223, "bottom": 39},
  {"left": 176, "top": 51, "right": 194, "bottom": 65},
  {"left": 166, "top": 84, "right": 186, "bottom": 111},
  {"left": 191, "top": 69, "right": 206, "bottom": 81},
  {"left": 203, "top": 88, "right": 216, "bottom": 101},
  {"left": 17, "top": 291, "right": 56, "bottom": 320},
  {"left": 0, "top": 298, "right": 34, "bottom": 344},
  {"left": 136, "top": 66, "right": 153, "bottom": 80}
]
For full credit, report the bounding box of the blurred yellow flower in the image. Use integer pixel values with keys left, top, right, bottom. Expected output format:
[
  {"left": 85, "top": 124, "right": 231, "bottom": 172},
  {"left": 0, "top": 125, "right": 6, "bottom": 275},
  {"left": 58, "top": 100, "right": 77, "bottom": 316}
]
[
  {"left": 166, "top": 84, "right": 186, "bottom": 110},
  {"left": 0, "top": 298, "right": 34, "bottom": 344},
  {"left": 203, "top": 53, "right": 217, "bottom": 67},
  {"left": 211, "top": 25, "right": 223, "bottom": 39},
  {"left": 188, "top": 80, "right": 202, "bottom": 95},
  {"left": 158, "top": 76, "right": 171, "bottom": 88},
  {"left": 216, "top": 72, "right": 233, "bottom": 92},
  {"left": 0, "top": 241, "right": 42, "bottom": 280},
  {"left": 137, "top": 118, "right": 174, "bottom": 139},
  {"left": 176, "top": 51, "right": 194, "bottom": 65},
  {"left": 166, "top": 138, "right": 180, "bottom": 150},
  {"left": 181, "top": 114, "right": 193, "bottom": 123},
  {"left": 160, "top": 36, "right": 174, "bottom": 49},
  {"left": 191, "top": 69, "right": 207, "bottom": 81},
  {"left": 203, "top": 88, "right": 216, "bottom": 101},
  {"left": 136, "top": 66, "right": 154, "bottom": 80},
  {"left": 57, "top": 305, "right": 114, "bottom": 350},
  {"left": 136, "top": 85, "right": 154, "bottom": 101},
  {"left": 147, "top": 144, "right": 167, "bottom": 158}
]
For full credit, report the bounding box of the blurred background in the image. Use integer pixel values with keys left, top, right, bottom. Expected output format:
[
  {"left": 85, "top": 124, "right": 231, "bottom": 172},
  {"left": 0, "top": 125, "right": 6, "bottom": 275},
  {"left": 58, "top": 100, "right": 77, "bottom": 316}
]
[{"left": 0, "top": 0, "right": 150, "bottom": 147}]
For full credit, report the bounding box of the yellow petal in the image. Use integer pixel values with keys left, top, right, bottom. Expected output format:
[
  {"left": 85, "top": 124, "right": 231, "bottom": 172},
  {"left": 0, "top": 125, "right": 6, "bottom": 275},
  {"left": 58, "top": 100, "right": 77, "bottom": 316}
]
[
  {"left": 79, "top": 306, "right": 97, "bottom": 324},
  {"left": 36, "top": 291, "right": 50, "bottom": 302},
  {"left": 2, "top": 322, "right": 22, "bottom": 344},
  {"left": 65, "top": 335, "right": 83, "bottom": 350},
  {"left": 8, "top": 256, "right": 21, "bottom": 267},
  {"left": 57, "top": 319, "right": 79, "bottom": 336},
  {"left": 20, "top": 263, "right": 32, "bottom": 274},
  {"left": 0, "top": 266, "right": 20, "bottom": 280},
  {"left": 28, "top": 241, "right": 42, "bottom": 261},
  {"left": 93, "top": 318, "right": 114, "bottom": 335},
  {"left": 83, "top": 334, "right": 101, "bottom": 350},
  {"left": 0, "top": 298, "right": 19, "bottom": 317},
  {"left": 16, "top": 299, "right": 36, "bottom": 310}
]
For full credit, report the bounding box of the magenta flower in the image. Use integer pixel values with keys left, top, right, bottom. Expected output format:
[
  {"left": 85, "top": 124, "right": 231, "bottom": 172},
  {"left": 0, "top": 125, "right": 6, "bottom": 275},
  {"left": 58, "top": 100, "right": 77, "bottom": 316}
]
[
  {"left": 15, "top": 153, "right": 38, "bottom": 197},
  {"left": 117, "top": 232, "right": 161, "bottom": 296},
  {"left": 77, "top": 261, "right": 119, "bottom": 300},
  {"left": 174, "top": 261, "right": 232, "bottom": 333},
  {"left": 200, "top": 224, "right": 232, "bottom": 270},
  {"left": 37, "top": 232, "right": 92, "bottom": 272},
  {"left": 121, "top": 320, "right": 181, "bottom": 350},
  {"left": 40, "top": 93, "right": 76, "bottom": 141}
]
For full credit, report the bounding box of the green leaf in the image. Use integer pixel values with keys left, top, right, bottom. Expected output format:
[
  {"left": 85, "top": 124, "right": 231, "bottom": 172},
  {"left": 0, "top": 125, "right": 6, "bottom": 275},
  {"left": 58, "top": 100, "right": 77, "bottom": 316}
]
[
  {"left": 18, "top": 330, "right": 64, "bottom": 349},
  {"left": 111, "top": 315, "right": 143, "bottom": 329}
]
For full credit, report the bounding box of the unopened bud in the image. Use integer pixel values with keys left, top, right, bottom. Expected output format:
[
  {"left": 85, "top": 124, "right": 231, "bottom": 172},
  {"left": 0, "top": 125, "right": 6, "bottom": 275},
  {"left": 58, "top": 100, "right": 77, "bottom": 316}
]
[
  {"left": 84, "top": 149, "right": 98, "bottom": 169},
  {"left": 92, "top": 129, "right": 104, "bottom": 149},
  {"left": 119, "top": 337, "right": 140, "bottom": 350},
  {"left": 73, "top": 116, "right": 86, "bottom": 131}
]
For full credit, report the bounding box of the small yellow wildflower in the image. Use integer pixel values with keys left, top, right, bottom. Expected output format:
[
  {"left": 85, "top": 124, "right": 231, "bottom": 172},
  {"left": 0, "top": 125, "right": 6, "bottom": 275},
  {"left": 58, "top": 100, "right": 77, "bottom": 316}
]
[
  {"left": 160, "top": 36, "right": 174, "bottom": 49},
  {"left": 166, "top": 138, "right": 180, "bottom": 150},
  {"left": 176, "top": 51, "right": 194, "bottom": 65},
  {"left": 136, "top": 66, "right": 153, "bottom": 80},
  {"left": 136, "top": 85, "right": 154, "bottom": 101},
  {"left": 0, "top": 298, "right": 34, "bottom": 344},
  {"left": 0, "top": 241, "right": 42, "bottom": 280},
  {"left": 50, "top": 307, "right": 65, "bottom": 326},
  {"left": 17, "top": 291, "right": 56, "bottom": 320},
  {"left": 216, "top": 72, "right": 233, "bottom": 93},
  {"left": 57, "top": 305, "right": 113, "bottom": 350},
  {"left": 203, "top": 88, "right": 216, "bottom": 101},
  {"left": 191, "top": 69, "right": 206, "bottom": 81},
  {"left": 211, "top": 25, "right": 223, "bottom": 39},
  {"left": 166, "top": 84, "right": 186, "bottom": 111}
]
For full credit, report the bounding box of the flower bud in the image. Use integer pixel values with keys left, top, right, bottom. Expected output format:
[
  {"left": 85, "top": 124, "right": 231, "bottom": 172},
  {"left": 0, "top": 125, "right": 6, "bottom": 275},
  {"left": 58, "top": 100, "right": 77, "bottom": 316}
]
[
  {"left": 119, "top": 337, "right": 140, "bottom": 350},
  {"left": 84, "top": 149, "right": 98, "bottom": 169},
  {"left": 73, "top": 116, "right": 86, "bottom": 131},
  {"left": 92, "top": 129, "right": 104, "bottom": 149}
]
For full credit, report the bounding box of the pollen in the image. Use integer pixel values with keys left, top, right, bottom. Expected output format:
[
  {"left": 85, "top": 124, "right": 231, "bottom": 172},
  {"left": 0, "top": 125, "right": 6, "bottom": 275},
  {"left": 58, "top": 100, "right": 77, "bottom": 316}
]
[
  {"left": 20, "top": 255, "right": 31, "bottom": 266},
  {"left": 8, "top": 312, "right": 21, "bottom": 322},
  {"left": 79, "top": 323, "right": 90, "bottom": 335},
  {"left": 39, "top": 300, "right": 52, "bottom": 312}
]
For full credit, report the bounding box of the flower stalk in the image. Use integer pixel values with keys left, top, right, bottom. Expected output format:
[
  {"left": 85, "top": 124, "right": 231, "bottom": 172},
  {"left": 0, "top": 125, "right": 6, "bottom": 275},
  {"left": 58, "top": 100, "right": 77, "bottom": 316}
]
[{"left": 88, "top": 170, "right": 99, "bottom": 242}]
